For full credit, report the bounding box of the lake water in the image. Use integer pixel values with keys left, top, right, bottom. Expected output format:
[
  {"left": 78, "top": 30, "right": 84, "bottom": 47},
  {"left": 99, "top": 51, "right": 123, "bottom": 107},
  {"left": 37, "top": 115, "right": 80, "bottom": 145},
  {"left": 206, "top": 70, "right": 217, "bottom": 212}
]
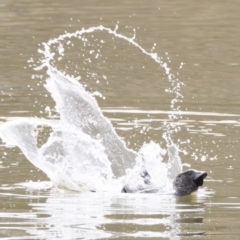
[{"left": 0, "top": 1, "right": 240, "bottom": 239}]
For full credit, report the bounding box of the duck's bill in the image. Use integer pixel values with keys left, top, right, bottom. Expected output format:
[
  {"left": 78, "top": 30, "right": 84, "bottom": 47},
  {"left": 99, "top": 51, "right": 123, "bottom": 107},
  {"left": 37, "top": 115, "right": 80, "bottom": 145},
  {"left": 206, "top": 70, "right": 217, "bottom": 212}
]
[{"left": 193, "top": 171, "right": 207, "bottom": 187}]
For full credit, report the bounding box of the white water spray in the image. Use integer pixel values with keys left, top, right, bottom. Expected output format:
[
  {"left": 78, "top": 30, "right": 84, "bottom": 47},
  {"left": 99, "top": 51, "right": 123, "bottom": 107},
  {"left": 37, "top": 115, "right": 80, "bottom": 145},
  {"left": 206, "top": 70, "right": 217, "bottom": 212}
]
[{"left": 0, "top": 25, "right": 184, "bottom": 191}]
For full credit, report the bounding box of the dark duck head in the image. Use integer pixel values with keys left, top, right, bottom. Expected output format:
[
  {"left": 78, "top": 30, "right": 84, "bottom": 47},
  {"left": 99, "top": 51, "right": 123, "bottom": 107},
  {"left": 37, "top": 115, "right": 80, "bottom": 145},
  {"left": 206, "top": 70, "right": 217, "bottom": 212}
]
[{"left": 173, "top": 169, "right": 207, "bottom": 196}]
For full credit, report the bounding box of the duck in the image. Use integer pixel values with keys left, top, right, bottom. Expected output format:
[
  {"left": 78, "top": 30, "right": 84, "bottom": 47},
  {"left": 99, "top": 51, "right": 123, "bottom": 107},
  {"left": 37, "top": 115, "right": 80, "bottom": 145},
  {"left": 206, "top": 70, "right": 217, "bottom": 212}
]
[{"left": 121, "top": 169, "right": 207, "bottom": 196}]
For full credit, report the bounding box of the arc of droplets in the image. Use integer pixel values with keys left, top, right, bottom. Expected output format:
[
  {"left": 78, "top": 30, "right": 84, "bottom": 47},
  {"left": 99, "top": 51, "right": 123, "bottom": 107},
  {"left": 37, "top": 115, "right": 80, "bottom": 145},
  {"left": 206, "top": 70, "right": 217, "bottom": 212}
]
[{"left": 34, "top": 25, "right": 184, "bottom": 145}]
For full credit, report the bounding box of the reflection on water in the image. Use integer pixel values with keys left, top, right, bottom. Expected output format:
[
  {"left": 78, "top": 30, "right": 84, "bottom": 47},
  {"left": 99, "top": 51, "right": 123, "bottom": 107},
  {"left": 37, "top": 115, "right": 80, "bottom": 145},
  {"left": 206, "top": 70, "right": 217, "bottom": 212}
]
[{"left": 0, "top": 185, "right": 213, "bottom": 239}]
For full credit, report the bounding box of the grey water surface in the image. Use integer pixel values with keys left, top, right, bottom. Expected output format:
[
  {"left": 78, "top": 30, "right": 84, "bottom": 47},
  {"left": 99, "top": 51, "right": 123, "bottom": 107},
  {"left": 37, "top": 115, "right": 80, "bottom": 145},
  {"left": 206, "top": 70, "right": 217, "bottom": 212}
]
[{"left": 1, "top": 1, "right": 240, "bottom": 239}]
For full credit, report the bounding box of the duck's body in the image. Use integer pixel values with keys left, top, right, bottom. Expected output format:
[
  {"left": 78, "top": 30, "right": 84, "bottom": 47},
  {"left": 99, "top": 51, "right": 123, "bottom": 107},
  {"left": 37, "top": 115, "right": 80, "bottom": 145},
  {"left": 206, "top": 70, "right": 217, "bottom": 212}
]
[{"left": 121, "top": 169, "right": 207, "bottom": 196}]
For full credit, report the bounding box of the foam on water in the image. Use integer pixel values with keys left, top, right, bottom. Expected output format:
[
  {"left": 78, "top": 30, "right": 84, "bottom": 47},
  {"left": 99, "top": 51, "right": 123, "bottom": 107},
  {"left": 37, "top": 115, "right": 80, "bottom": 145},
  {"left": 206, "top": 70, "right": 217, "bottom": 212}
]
[{"left": 0, "top": 25, "right": 184, "bottom": 192}]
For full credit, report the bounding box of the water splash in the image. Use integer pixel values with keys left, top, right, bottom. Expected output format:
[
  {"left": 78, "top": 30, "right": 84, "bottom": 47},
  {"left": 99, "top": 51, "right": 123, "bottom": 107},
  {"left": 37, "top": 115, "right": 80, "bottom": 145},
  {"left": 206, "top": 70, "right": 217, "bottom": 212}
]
[
  {"left": 45, "top": 69, "right": 137, "bottom": 177},
  {"left": 36, "top": 25, "right": 184, "bottom": 144},
  {"left": 0, "top": 25, "right": 184, "bottom": 191}
]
